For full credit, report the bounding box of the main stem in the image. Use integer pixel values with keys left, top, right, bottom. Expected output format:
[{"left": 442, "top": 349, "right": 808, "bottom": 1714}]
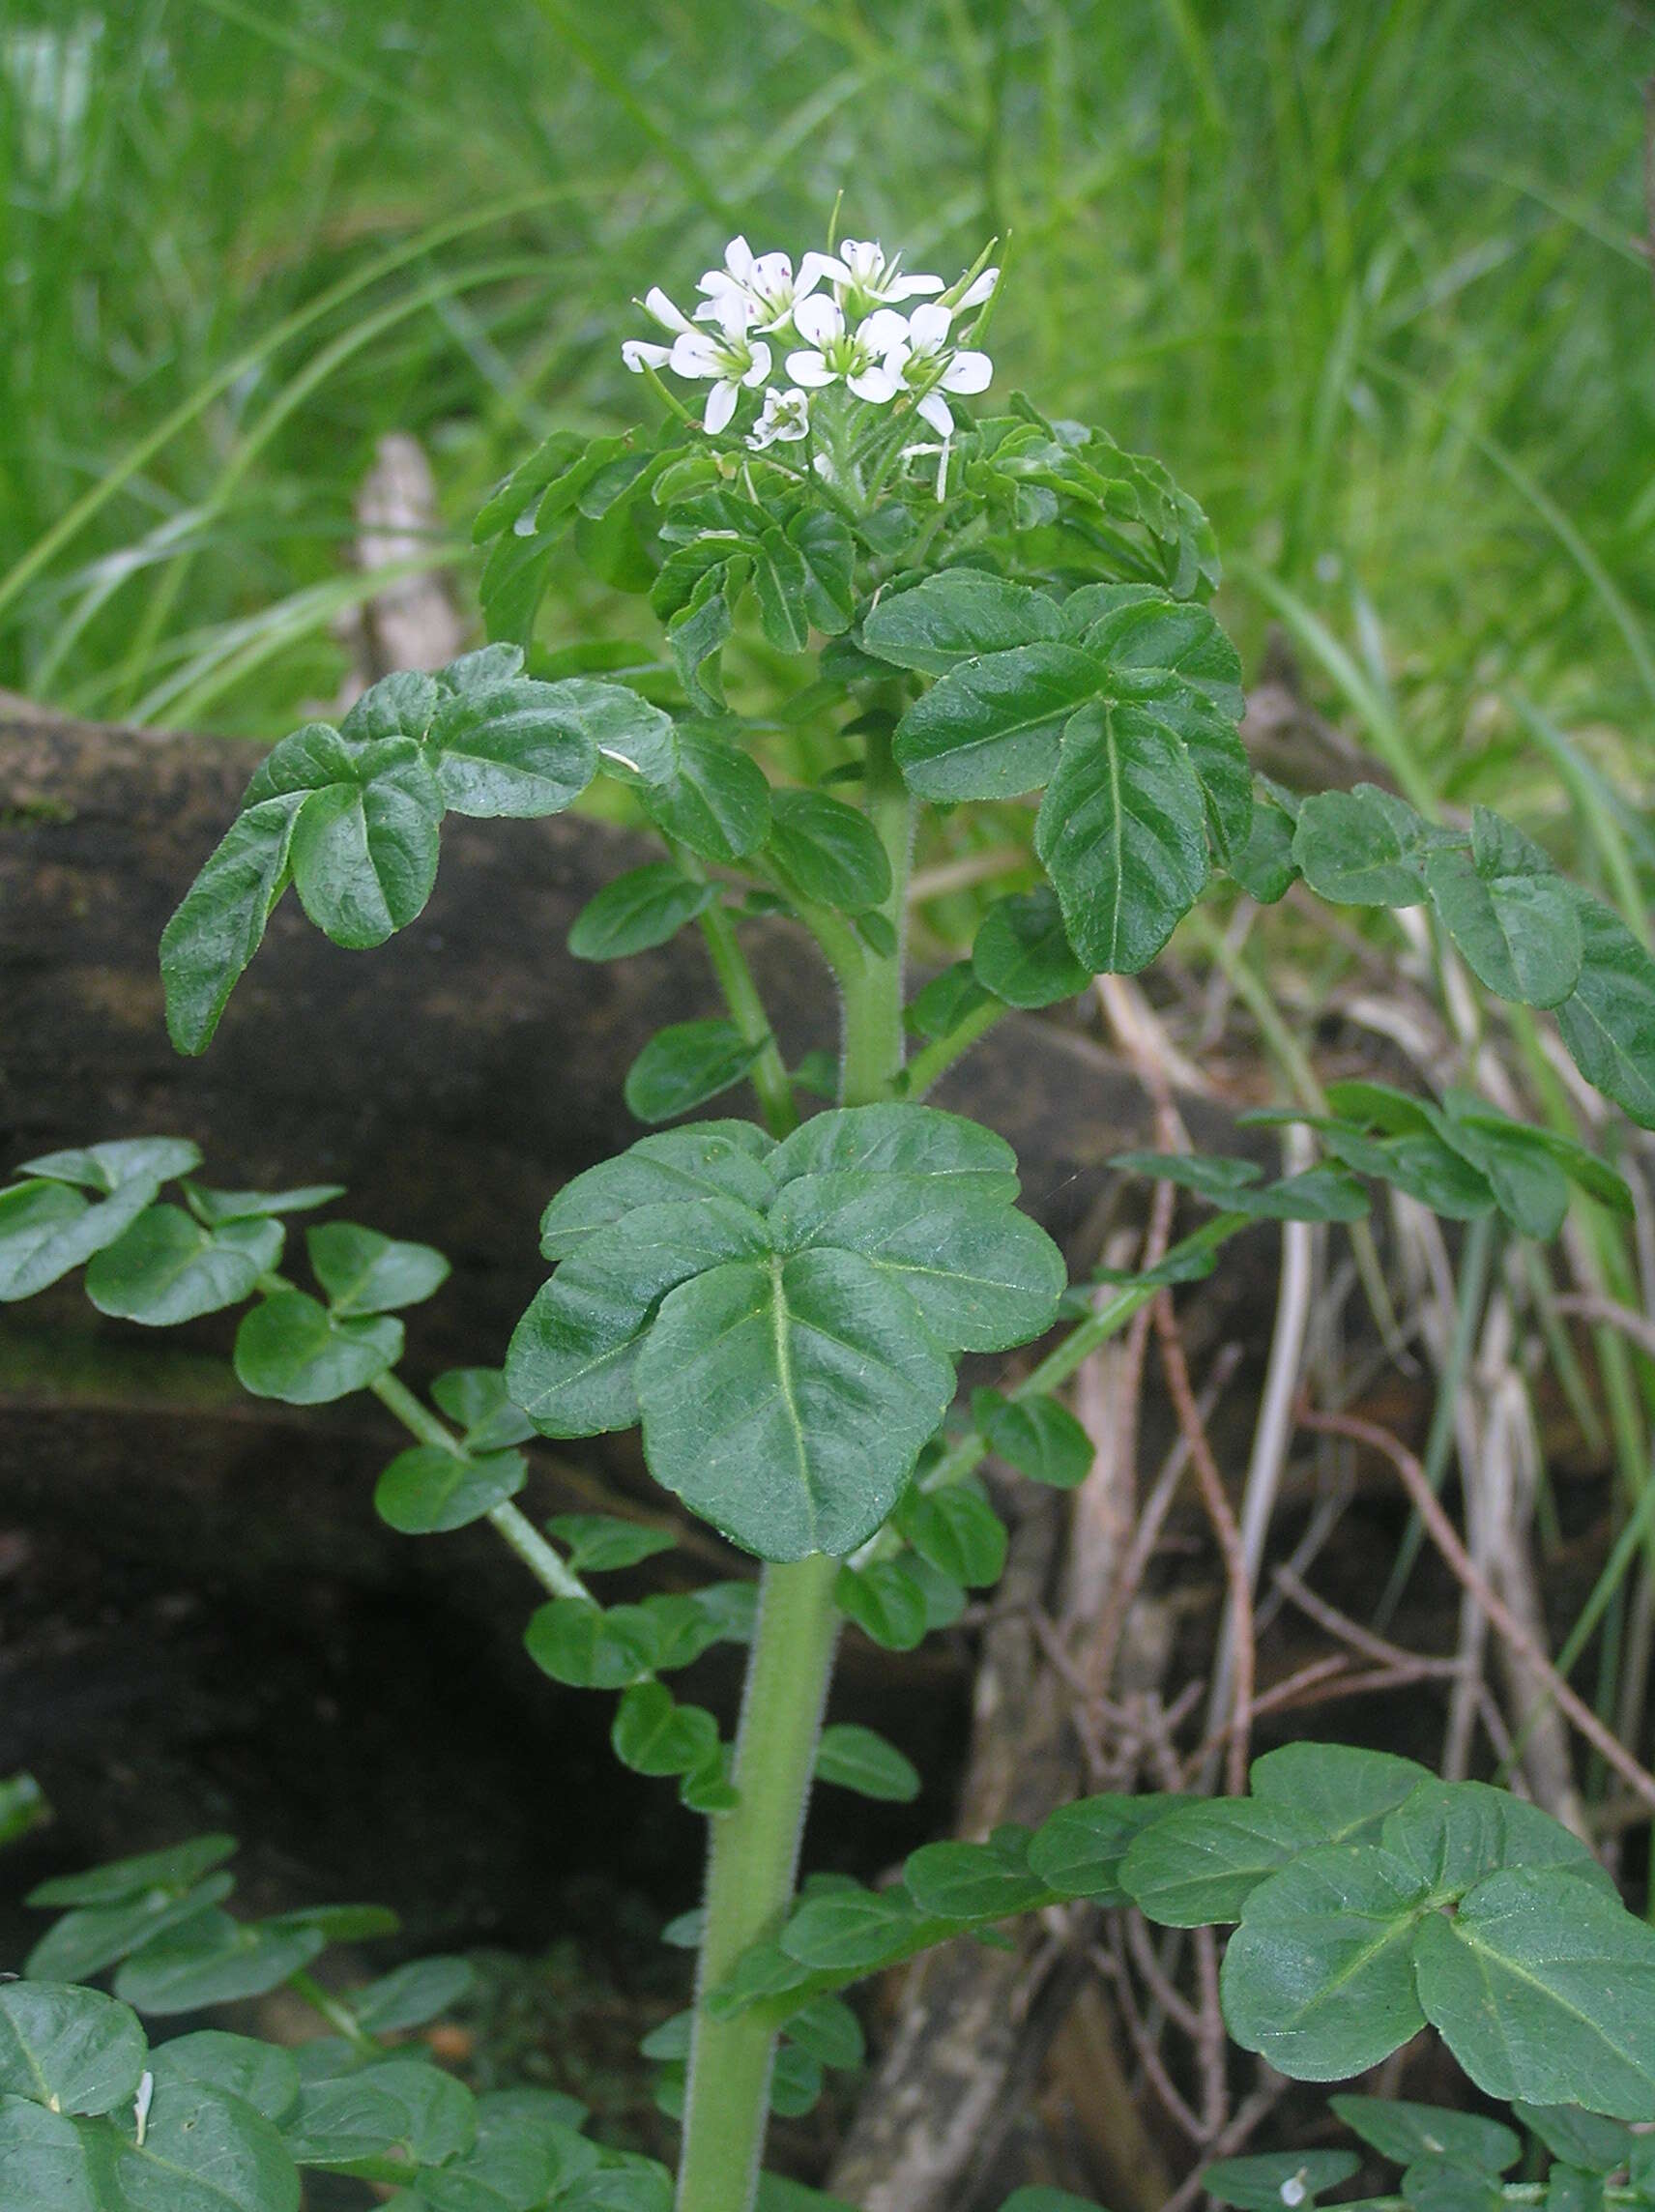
[{"left": 675, "top": 716, "right": 913, "bottom": 2212}]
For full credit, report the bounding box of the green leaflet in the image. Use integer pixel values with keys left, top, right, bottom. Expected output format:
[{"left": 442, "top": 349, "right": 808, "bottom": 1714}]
[
  {"left": 253, "top": 725, "right": 443, "bottom": 948},
  {"left": 234, "top": 1292, "right": 403, "bottom": 1405},
  {"left": 834, "top": 1557, "right": 932, "bottom": 1649},
  {"left": 0, "top": 2096, "right": 98, "bottom": 2212},
  {"left": 352, "top": 1958, "right": 478, "bottom": 2035},
  {"left": 1329, "top": 2095, "right": 1521, "bottom": 2175},
  {"left": 151, "top": 2034, "right": 301, "bottom": 2125},
  {"left": 766, "top": 788, "right": 892, "bottom": 914},
  {"left": 893, "top": 1480, "right": 1007, "bottom": 1587},
  {"left": 507, "top": 1196, "right": 772, "bottom": 1436},
  {"left": 1079, "top": 592, "right": 1249, "bottom": 856},
  {"left": 893, "top": 641, "right": 1104, "bottom": 800},
  {"left": 1553, "top": 884, "right": 1655, "bottom": 1129},
  {"left": 624, "top": 1021, "right": 767, "bottom": 1123},
  {"left": 1203, "top": 2152, "right": 1360, "bottom": 2211},
  {"left": 373, "top": 1445, "right": 526, "bottom": 1535},
  {"left": 861, "top": 570, "right": 1063, "bottom": 675},
  {"left": 568, "top": 863, "right": 718, "bottom": 961},
  {"left": 281, "top": 2054, "right": 476, "bottom": 2175},
  {"left": 1413, "top": 1870, "right": 1655, "bottom": 2121},
  {"left": 1248, "top": 1741, "right": 1437, "bottom": 1844},
  {"left": 26, "top": 1872, "right": 237, "bottom": 1982},
  {"left": 635, "top": 1248, "right": 956, "bottom": 1559},
  {"left": 113, "top": 1910, "right": 327, "bottom": 2013},
  {"left": 1379, "top": 1780, "right": 1616, "bottom": 1899},
  {"left": 84, "top": 1208, "right": 283, "bottom": 1324},
  {"left": 0, "top": 1983, "right": 147, "bottom": 2115},
  {"left": 971, "top": 1387, "right": 1094, "bottom": 1487},
  {"left": 1122, "top": 1796, "right": 1330, "bottom": 1926},
  {"left": 160, "top": 797, "right": 306, "bottom": 1054},
  {"left": 425, "top": 679, "right": 598, "bottom": 819},
  {"left": 1292, "top": 783, "right": 1456, "bottom": 908},
  {"left": 1035, "top": 700, "right": 1210, "bottom": 973},
  {"left": 814, "top": 1725, "right": 921, "bottom": 1803},
  {"left": 306, "top": 1222, "right": 450, "bottom": 1313},
  {"left": 1423, "top": 810, "right": 1582, "bottom": 1008},
  {"left": 538, "top": 1123, "right": 777, "bottom": 1259},
  {"left": 1219, "top": 1845, "right": 1432, "bottom": 2079},
  {"left": 29, "top": 1834, "right": 239, "bottom": 1910},
  {"left": 79, "top": 2077, "right": 301, "bottom": 2212},
  {"left": 972, "top": 886, "right": 1090, "bottom": 1006},
  {"left": 767, "top": 1172, "right": 1065, "bottom": 1351},
  {"left": 632, "top": 723, "right": 772, "bottom": 862},
  {"left": 1026, "top": 1794, "right": 1178, "bottom": 1904}
]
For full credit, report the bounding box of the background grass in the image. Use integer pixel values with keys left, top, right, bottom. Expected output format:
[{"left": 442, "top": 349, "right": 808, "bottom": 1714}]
[{"left": 3, "top": 0, "right": 1651, "bottom": 868}]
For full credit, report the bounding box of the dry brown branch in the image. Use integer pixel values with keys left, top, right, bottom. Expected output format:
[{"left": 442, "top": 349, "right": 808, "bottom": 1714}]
[
  {"left": 1272, "top": 1563, "right": 1463, "bottom": 1675},
  {"left": 1300, "top": 1406, "right": 1655, "bottom": 1815},
  {"left": 1156, "top": 1294, "right": 1254, "bottom": 1795}
]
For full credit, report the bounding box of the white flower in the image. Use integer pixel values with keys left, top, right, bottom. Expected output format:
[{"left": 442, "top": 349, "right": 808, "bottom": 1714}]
[
  {"left": 786, "top": 295, "right": 900, "bottom": 403},
  {"left": 820, "top": 238, "right": 944, "bottom": 313},
  {"left": 881, "top": 300, "right": 992, "bottom": 435},
  {"left": 696, "top": 234, "right": 833, "bottom": 333},
  {"left": 623, "top": 283, "right": 769, "bottom": 433},
  {"left": 747, "top": 385, "right": 812, "bottom": 451},
  {"left": 955, "top": 263, "right": 1000, "bottom": 310}
]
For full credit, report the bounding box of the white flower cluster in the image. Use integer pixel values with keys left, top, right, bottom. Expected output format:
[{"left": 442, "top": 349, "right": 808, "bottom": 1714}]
[{"left": 623, "top": 233, "right": 998, "bottom": 451}]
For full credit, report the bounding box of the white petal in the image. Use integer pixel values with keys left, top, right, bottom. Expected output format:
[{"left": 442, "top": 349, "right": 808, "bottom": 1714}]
[
  {"left": 848, "top": 363, "right": 899, "bottom": 404},
  {"left": 882, "top": 340, "right": 915, "bottom": 381},
  {"left": 796, "top": 251, "right": 835, "bottom": 295},
  {"left": 889, "top": 272, "right": 944, "bottom": 299},
  {"left": 704, "top": 380, "right": 739, "bottom": 434},
  {"left": 696, "top": 273, "right": 743, "bottom": 309},
  {"left": 670, "top": 331, "right": 721, "bottom": 377},
  {"left": 740, "top": 341, "right": 772, "bottom": 388},
  {"left": 621, "top": 339, "right": 673, "bottom": 372},
  {"left": 725, "top": 235, "right": 754, "bottom": 278},
  {"left": 750, "top": 251, "right": 793, "bottom": 290},
  {"left": 941, "top": 347, "right": 992, "bottom": 393},
  {"left": 858, "top": 307, "right": 910, "bottom": 355},
  {"left": 907, "top": 300, "right": 952, "bottom": 352},
  {"left": 786, "top": 349, "right": 837, "bottom": 388},
  {"left": 957, "top": 265, "right": 1000, "bottom": 309},
  {"left": 792, "top": 293, "right": 841, "bottom": 346},
  {"left": 917, "top": 390, "right": 955, "bottom": 436},
  {"left": 644, "top": 285, "right": 695, "bottom": 335}
]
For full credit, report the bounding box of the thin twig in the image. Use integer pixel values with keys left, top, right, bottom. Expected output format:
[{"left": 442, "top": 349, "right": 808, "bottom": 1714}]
[
  {"left": 1157, "top": 1294, "right": 1254, "bottom": 1795},
  {"left": 1272, "top": 1563, "right": 1464, "bottom": 1676},
  {"left": 1301, "top": 1406, "right": 1655, "bottom": 1814}
]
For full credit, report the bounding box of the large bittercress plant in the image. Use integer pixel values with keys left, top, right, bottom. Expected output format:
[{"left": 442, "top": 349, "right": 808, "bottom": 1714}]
[{"left": 5, "top": 228, "right": 1655, "bottom": 2212}]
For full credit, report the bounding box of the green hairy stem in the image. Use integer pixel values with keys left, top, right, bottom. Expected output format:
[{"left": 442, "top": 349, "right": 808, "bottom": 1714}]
[{"left": 677, "top": 728, "right": 914, "bottom": 2210}]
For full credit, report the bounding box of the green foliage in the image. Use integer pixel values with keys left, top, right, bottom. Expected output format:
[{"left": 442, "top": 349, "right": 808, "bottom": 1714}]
[
  {"left": 508, "top": 1106, "right": 1061, "bottom": 1558},
  {"left": 712, "top": 1757, "right": 1655, "bottom": 2124},
  {"left": 13, "top": 169, "right": 1655, "bottom": 2212}
]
